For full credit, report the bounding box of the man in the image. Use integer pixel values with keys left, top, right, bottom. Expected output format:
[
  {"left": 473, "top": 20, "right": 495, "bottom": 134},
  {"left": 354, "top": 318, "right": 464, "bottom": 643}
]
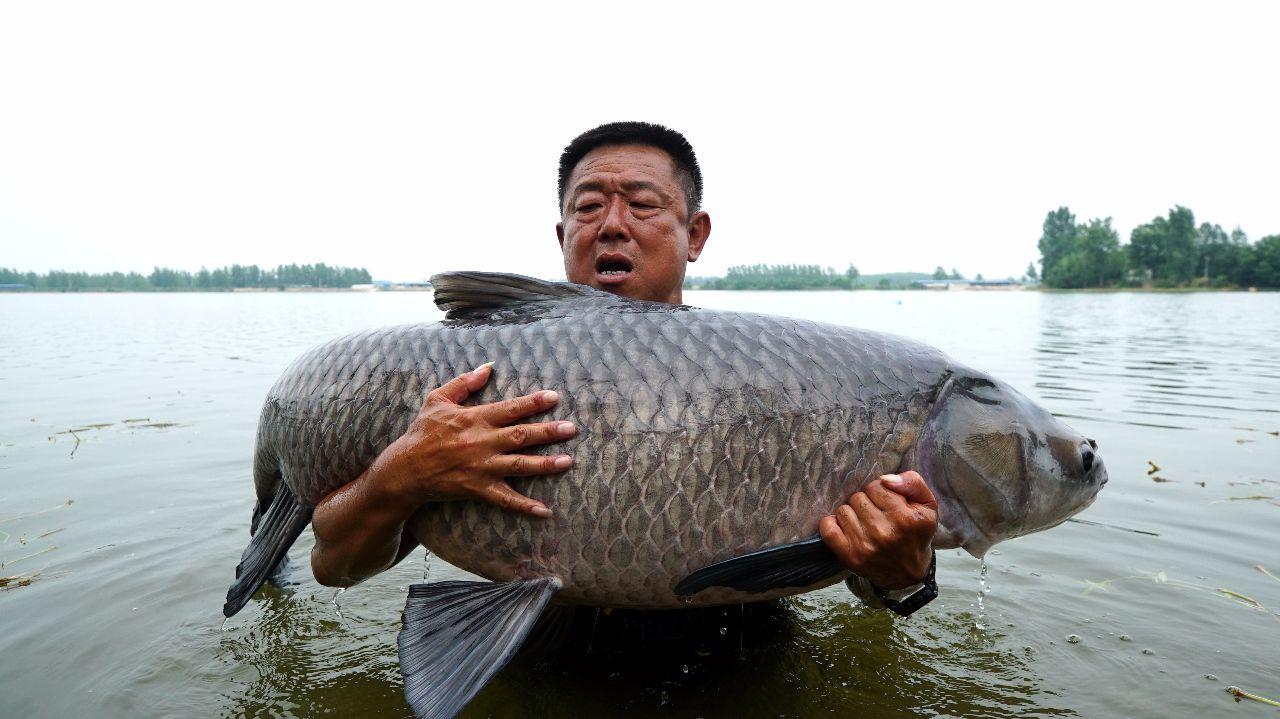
[{"left": 310, "top": 122, "right": 938, "bottom": 616}]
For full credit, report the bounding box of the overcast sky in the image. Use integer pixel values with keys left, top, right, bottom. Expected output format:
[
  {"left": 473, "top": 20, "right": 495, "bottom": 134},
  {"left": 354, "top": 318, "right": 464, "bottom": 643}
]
[{"left": 2, "top": 1, "right": 1277, "bottom": 282}]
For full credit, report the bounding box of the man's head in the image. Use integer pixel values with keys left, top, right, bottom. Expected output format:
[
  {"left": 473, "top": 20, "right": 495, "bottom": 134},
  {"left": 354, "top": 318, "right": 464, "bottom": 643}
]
[{"left": 557, "top": 122, "right": 711, "bottom": 304}]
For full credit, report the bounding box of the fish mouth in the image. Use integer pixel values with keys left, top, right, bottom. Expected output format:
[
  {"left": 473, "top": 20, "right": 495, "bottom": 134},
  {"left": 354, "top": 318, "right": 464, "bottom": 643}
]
[{"left": 594, "top": 254, "right": 634, "bottom": 286}]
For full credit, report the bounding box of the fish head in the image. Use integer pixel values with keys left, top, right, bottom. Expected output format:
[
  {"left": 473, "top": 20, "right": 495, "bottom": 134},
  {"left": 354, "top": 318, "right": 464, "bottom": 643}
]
[{"left": 916, "top": 370, "right": 1107, "bottom": 557}]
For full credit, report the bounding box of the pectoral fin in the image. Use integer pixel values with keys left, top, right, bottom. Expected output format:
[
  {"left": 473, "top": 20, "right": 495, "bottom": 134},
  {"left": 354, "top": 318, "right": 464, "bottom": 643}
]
[
  {"left": 398, "top": 577, "right": 560, "bottom": 719},
  {"left": 674, "top": 536, "right": 844, "bottom": 598},
  {"left": 223, "top": 483, "right": 312, "bottom": 617}
]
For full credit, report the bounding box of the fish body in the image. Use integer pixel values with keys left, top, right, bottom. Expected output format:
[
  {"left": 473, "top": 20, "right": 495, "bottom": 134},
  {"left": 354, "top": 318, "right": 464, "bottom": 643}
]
[
  {"left": 228, "top": 272, "right": 1106, "bottom": 718},
  {"left": 248, "top": 273, "right": 1103, "bottom": 608}
]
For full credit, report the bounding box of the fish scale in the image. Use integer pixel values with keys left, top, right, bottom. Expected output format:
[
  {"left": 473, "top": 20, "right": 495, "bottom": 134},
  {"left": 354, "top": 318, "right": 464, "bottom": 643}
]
[{"left": 250, "top": 286, "right": 944, "bottom": 608}]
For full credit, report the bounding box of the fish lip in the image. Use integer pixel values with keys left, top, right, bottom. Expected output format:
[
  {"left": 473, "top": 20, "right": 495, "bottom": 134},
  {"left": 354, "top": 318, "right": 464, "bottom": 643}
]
[{"left": 594, "top": 253, "right": 634, "bottom": 285}]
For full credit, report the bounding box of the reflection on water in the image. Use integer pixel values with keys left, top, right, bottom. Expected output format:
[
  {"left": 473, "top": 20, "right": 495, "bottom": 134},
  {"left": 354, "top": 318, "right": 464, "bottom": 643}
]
[
  {"left": 1, "top": 291, "right": 1277, "bottom": 718},
  {"left": 1035, "top": 293, "right": 1279, "bottom": 432}
]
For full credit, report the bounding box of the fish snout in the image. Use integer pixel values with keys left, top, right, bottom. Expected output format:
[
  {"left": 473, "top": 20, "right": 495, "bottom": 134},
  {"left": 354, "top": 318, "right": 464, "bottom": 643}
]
[{"left": 1082, "top": 439, "right": 1107, "bottom": 486}]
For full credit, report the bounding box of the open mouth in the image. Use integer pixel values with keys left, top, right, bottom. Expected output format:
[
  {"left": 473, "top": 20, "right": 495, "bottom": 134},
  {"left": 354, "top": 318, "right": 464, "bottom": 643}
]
[{"left": 594, "top": 255, "right": 634, "bottom": 285}]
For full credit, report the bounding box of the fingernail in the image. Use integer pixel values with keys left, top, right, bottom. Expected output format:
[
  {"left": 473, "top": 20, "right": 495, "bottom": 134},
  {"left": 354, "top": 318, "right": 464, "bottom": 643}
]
[
  {"left": 541, "top": 390, "right": 559, "bottom": 403},
  {"left": 553, "top": 455, "right": 573, "bottom": 470},
  {"left": 531, "top": 504, "right": 552, "bottom": 518},
  {"left": 882, "top": 474, "right": 903, "bottom": 485},
  {"left": 557, "top": 421, "right": 576, "bottom": 437},
  {"left": 472, "top": 361, "right": 494, "bottom": 375}
]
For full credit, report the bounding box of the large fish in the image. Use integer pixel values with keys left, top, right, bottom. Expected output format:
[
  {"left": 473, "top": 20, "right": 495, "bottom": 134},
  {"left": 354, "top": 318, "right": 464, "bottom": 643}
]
[{"left": 224, "top": 272, "right": 1106, "bottom": 718}]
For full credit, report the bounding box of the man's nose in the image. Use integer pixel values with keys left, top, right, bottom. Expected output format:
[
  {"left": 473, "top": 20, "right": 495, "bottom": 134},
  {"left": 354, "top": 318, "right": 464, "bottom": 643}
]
[{"left": 598, "top": 197, "right": 630, "bottom": 241}]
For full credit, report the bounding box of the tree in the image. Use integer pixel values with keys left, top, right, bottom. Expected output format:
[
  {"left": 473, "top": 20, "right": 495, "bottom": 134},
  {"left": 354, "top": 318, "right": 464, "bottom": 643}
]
[
  {"left": 1025, "top": 262, "right": 1038, "bottom": 282},
  {"left": 932, "top": 266, "right": 947, "bottom": 280},
  {"left": 1076, "top": 218, "right": 1126, "bottom": 287},
  {"left": 1128, "top": 206, "right": 1198, "bottom": 284},
  {"left": 975, "top": 273, "right": 984, "bottom": 281},
  {"left": 845, "top": 264, "right": 859, "bottom": 283},
  {"left": 949, "top": 268, "right": 963, "bottom": 280},
  {"left": 710, "top": 264, "right": 853, "bottom": 290},
  {"left": 1247, "top": 235, "right": 1280, "bottom": 288},
  {"left": 1039, "top": 215, "right": 1126, "bottom": 288},
  {"left": 1196, "top": 222, "right": 1250, "bottom": 285},
  {"left": 1038, "top": 207, "right": 1079, "bottom": 282}
]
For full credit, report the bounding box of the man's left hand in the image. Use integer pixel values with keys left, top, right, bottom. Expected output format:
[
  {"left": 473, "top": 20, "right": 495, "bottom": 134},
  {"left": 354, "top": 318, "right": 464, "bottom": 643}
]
[{"left": 818, "top": 471, "right": 938, "bottom": 590}]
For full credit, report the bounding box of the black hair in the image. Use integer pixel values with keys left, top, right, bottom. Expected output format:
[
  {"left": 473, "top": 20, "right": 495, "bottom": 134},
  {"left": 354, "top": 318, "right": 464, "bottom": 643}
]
[{"left": 558, "top": 121, "right": 703, "bottom": 218}]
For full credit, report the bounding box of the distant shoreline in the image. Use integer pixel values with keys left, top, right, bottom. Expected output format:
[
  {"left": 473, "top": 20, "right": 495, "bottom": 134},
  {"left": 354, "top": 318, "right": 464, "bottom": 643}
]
[
  {"left": 5, "top": 286, "right": 1273, "bottom": 295},
  {"left": 0, "top": 286, "right": 432, "bottom": 294}
]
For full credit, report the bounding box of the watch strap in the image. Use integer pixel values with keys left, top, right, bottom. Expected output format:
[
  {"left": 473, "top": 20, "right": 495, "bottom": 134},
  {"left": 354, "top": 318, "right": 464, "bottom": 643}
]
[{"left": 870, "top": 551, "right": 937, "bottom": 618}]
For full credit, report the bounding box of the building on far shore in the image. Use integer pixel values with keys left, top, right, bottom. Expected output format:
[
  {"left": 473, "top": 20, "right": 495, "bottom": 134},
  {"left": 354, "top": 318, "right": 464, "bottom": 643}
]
[{"left": 914, "top": 279, "right": 1025, "bottom": 291}]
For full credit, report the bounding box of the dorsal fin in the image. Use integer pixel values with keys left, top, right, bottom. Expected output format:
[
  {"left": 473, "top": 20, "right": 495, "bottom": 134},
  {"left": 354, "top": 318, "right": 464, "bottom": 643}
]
[{"left": 429, "top": 271, "right": 609, "bottom": 319}]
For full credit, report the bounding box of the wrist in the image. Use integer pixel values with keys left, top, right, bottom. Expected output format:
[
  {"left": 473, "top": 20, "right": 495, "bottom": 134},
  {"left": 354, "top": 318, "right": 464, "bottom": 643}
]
[
  {"left": 362, "top": 446, "right": 427, "bottom": 516},
  {"left": 869, "top": 551, "right": 938, "bottom": 618}
]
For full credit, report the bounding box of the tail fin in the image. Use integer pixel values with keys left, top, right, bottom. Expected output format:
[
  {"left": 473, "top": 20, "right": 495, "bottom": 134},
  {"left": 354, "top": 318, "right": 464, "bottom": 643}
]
[
  {"left": 398, "top": 578, "right": 559, "bottom": 719},
  {"left": 223, "top": 482, "right": 312, "bottom": 617}
]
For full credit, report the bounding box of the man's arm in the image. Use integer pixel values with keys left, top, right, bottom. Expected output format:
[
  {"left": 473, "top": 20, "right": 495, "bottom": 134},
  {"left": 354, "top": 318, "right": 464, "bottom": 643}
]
[
  {"left": 818, "top": 471, "right": 938, "bottom": 593},
  {"left": 310, "top": 363, "right": 577, "bottom": 587}
]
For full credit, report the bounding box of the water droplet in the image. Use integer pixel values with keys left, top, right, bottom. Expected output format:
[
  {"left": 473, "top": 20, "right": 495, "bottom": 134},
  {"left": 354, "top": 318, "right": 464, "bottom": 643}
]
[
  {"left": 220, "top": 618, "right": 231, "bottom": 632},
  {"left": 681, "top": 664, "right": 689, "bottom": 675},
  {"left": 719, "top": 625, "right": 728, "bottom": 637},
  {"left": 974, "top": 559, "right": 989, "bottom": 630},
  {"left": 1119, "top": 634, "right": 1131, "bottom": 641},
  {"left": 680, "top": 596, "right": 694, "bottom": 605},
  {"left": 1141, "top": 648, "right": 1155, "bottom": 655},
  {"left": 1205, "top": 674, "right": 1218, "bottom": 681},
  {"left": 1066, "top": 634, "right": 1082, "bottom": 644}
]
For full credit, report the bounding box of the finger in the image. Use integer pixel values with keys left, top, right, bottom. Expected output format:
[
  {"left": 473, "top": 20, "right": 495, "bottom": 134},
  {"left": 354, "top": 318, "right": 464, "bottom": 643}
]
[
  {"left": 818, "top": 515, "right": 855, "bottom": 563},
  {"left": 427, "top": 363, "right": 493, "bottom": 406},
  {"left": 867, "top": 478, "right": 937, "bottom": 535},
  {"left": 864, "top": 479, "right": 910, "bottom": 514},
  {"left": 476, "top": 481, "right": 552, "bottom": 518},
  {"left": 497, "top": 420, "right": 577, "bottom": 451},
  {"left": 487, "top": 453, "right": 573, "bottom": 477},
  {"left": 881, "top": 471, "right": 938, "bottom": 511},
  {"left": 848, "top": 492, "right": 886, "bottom": 526},
  {"left": 849, "top": 493, "right": 896, "bottom": 544},
  {"left": 476, "top": 389, "right": 560, "bottom": 426},
  {"left": 834, "top": 503, "right": 869, "bottom": 549}
]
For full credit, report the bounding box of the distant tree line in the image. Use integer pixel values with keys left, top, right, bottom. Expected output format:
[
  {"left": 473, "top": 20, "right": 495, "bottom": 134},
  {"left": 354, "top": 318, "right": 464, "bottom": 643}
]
[
  {"left": 0, "top": 263, "right": 373, "bottom": 291},
  {"left": 1038, "top": 206, "right": 1280, "bottom": 289},
  {"left": 692, "top": 264, "right": 860, "bottom": 290}
]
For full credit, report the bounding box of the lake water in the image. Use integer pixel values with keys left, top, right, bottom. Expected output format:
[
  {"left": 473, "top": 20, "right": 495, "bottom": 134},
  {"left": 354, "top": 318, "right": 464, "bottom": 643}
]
[{"left": 1, "top": 290, "right": 1277, "bottom": 718}]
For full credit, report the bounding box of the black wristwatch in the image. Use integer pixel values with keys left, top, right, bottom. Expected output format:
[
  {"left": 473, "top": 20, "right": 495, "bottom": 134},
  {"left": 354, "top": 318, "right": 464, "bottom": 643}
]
[{"left": 868, "top": 551, "right": 938, "bottom": 618}]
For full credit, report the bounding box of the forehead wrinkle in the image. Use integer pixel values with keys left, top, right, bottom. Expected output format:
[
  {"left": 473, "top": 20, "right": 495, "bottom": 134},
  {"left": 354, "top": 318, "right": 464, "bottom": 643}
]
[
  {"left": 563, "top": 147, "right": 690, "bottom": 216},
  {"left": 567, "top": 176, "right": 676, "bottom": 204}
]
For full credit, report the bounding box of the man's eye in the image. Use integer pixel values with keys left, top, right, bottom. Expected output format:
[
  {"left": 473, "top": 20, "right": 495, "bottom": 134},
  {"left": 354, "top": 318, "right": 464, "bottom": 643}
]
[
  {"left": 577, "top": 203, "right": 602, "bottom": 213},
  {"left": 631, "top": 203, "right": 656, "bottom": 210}
]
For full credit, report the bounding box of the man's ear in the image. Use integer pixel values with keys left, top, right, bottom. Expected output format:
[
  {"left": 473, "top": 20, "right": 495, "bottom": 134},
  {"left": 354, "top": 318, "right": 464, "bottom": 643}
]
[
  {"left": 686, "top": 211, "right": 710, "bottom": 262},
  {"left": 556, "top": 222, "right": 565, "bottom": 250}
]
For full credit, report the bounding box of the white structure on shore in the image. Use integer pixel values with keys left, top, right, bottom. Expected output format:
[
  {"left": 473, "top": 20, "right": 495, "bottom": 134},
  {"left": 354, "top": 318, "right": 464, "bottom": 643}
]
[{"left": 915, "top": 279, "right": 1025, "bottom": 291}]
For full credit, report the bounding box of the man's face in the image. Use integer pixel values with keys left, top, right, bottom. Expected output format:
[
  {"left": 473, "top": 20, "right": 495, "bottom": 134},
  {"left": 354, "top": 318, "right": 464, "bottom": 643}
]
[{"left": 558, "top": 144, "right": 709, "bottom": 304}]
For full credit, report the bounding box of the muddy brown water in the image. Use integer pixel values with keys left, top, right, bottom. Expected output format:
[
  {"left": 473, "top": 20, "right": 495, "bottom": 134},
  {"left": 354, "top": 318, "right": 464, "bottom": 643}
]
[{"left": 1, "top": 290, "right": 1277, "bottom": 718}]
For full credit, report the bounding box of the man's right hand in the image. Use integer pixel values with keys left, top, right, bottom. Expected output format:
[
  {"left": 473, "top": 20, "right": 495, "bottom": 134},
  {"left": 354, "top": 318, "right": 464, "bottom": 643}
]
[
  {"left": 378, "top": 362, "right": 576, "bottom": 517},
  {"left": 310, "top": 363, "right": 575, "bottom": 586}
]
